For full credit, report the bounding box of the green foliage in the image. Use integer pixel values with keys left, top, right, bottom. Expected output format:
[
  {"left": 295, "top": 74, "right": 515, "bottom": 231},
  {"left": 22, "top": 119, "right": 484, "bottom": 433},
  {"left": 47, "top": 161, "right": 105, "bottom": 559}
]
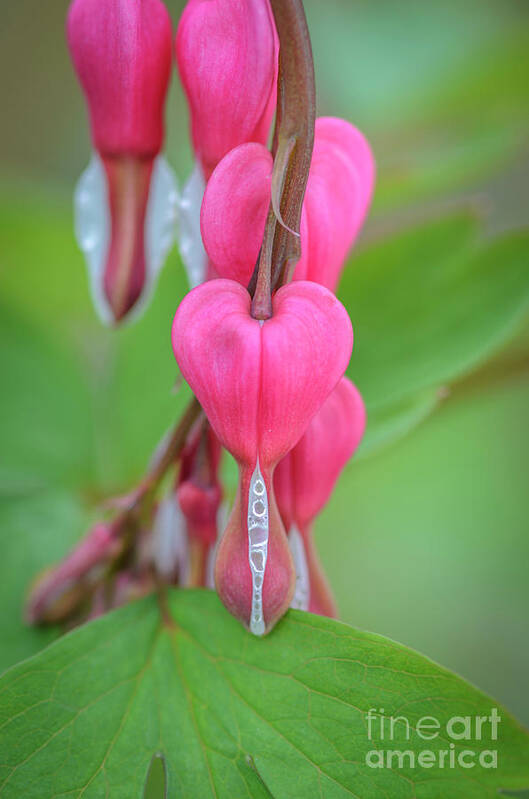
[
  {"left": 306, "top": 2, "right": 529, "bottom": 210},
  {"left": 319, "top": 374, "right": 529, "bottom": 723},
  {"left": 339, "top": 215, "right": 529, "bottom": 452},
  {"left": 0, "top": 591, "right": 528, "bottom": 798},
  {"left": 0, "top": 491, "right": 87, "bottom": 671}
]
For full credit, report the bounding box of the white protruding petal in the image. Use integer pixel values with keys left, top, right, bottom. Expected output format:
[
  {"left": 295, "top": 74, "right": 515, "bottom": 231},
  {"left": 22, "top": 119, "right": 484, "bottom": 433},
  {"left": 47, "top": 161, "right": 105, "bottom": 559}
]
[
  {"left": 73, "top": 152, "right": 178, "bottom": 326},
  {"left": 205, "top": 501, "right": 230, "bottom": 589},
  {"left": 288, "top": 525, "right": 310, "bottom": 611},
  {"left": 152, "top": 493, "right": 190, "bottom": 583},
  {"left": 145, "top": 154, "right": 179, "bottom": 292},
  {"left": 177, "top": 160, "right": 208, "bottom": 288},
  {"left": 247, "top": 461, "right": 269, "bottom": 636},
  {"left": 73, "top": 152, "right": 112, "bottom": 324}
]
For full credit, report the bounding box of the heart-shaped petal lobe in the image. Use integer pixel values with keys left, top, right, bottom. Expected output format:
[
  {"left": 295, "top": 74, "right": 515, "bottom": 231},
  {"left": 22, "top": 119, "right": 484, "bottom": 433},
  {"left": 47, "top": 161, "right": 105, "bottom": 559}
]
[
  {"left": 172, "top": 280, "right": 261, "bottom": 466},
  {"left": 172, "top": 279, "right": 353, "bottom": 469},
  {"left": 301, "top": 117, "right": 375, "bottom": 290},
  {"left": 275, "top": 376, "right": 366, "bottom": 529},
  {"left": 201, "top": 144, "right": 273, "bottom": 286},
  {"left": 200, "top": 117, "right": 374, "bottom": 289}
]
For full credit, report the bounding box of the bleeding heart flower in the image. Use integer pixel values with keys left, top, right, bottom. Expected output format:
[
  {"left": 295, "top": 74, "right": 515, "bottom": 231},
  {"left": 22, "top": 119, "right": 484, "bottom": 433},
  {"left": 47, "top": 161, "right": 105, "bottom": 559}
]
[
  {"left": 201, "top": 116, "right": 375, "bottom": 289},
  {"left": 67, "top": 0, "right": 177, "bottom": 323},
  {"left": 174, "top": 0, "right": 278, "bottom": 289},
  {"left": 172, "top": 279, "right": 353, "bottom": 633},
  {"left": 175, "top": 0, "right": 278, "bottom": 181},
  {"left": 177, "top": 424, "right": 223, "bottom": 585},
  {"left": 274, "top": 377, "right": 366, "bottom": 616}
]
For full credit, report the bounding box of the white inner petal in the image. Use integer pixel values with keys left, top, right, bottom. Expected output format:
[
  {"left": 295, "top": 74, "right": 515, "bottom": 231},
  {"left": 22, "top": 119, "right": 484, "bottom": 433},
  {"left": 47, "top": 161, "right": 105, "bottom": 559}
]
[
  {"left": 176, "top": 160, "right": 208, "bottom": 288},
  {"left": 73, "top": 152, "right": 112, "bottom": 324},
  {"left": 152, "top": 493, "right": 190, "bottom": 583},
  {"left": 204, "top": 501, "right": 230, "bottom": 590},
  {"left": 289, "top": 525, "right": 310, "bottom": 611},
  {"left": 144, "top": 154, "right": 179, "bottom": 301},
  {"left": 73, "top": 151, "right": 178, "bottom": 325},
  {"left": 247, "top": 462, "right": 269, "bottom": 636}
]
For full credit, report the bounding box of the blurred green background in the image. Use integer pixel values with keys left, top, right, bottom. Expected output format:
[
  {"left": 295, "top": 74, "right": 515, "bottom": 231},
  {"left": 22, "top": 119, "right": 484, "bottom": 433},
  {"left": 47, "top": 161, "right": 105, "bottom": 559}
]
[{"left": 1, "top": 0, "right": 528, "bottom": 731}]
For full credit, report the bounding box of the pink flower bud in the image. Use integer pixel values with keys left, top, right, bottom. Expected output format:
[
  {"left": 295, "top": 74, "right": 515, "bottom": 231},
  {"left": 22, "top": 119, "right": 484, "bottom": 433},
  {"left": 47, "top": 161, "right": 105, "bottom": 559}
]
[
  {"left": 175, "top": 0, "right": 278, "bottom": 179},
  {"left": 177, "top": 425, "right": 222, "bottom": 547},
  {"left": 25, "top": 523, "right": 121, "bottom": 624},
  {"left": 172, "top": 279, "right": 353, "bottom": 632},
  {"left": 67, "top": 0, "right": 172, "bottom": 157},
  {"left": 67, "top": 0, "right": 175, "bottom": 323},
  {"left": 275, "top": 377, "right": 366, "bottom": 617},
  {"left": 201, "top": 117, "right": 375, "bottom": 288}
]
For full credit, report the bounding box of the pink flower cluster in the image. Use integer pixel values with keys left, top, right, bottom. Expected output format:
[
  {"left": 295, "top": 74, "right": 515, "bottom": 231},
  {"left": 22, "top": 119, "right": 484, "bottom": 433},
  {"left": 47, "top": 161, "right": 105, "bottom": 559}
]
[{"left": 66, "top": 0, "right": 375, "bottom": 635}]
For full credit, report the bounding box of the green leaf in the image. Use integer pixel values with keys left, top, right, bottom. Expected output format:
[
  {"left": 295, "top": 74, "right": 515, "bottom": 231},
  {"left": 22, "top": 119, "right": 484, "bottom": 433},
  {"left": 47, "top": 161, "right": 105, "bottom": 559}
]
[
  {"left": 317, "top": 373, "right": 529, "bottom": 724},
  {"left": 0, "top": 491, "right": 88, "bottom": 672},
  {"left": 357, "top": 389, "right": 440, "bottom": 458},
  {"left": 307, "top": 3, "right": 529, "bottom": 208},
  {"left": 341, "top": 217, "right": 529, "bottom": 416},
  {"left": 1, "top": 591, "right": 528, "bottom": 798}
]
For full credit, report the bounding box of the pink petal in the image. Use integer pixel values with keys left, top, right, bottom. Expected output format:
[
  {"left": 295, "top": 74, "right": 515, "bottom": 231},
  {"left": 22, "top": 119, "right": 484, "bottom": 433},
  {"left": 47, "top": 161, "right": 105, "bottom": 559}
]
[
  {"left": 177, "top": 426, "right": 222, "bottom": 547},
  {"left": 215, "top": 466, "right": 295, "bottom": 634},
  {"left": 200, "top": 144, "right": 304, "bottom": 287},
  {"left": 67, "top": 0, "right": 173, "bottom": 156},
  {"left": 297, "top": 117, "right": 375, "bottom": 291},
  {"left": 275, "top": 377, "right": 366, "bottom": 530},
  {"left": 100, "top": 155, "right": 153, "bottom": 321},
  {"left": 201, "top": 143, "right": 272, "bottom": 285},
  {"left": 301, "top": 527, "right": 338, "bottom": 618},
  {"left": 175, "top": 0, "right": 278, "bottom": 179},
  {"left": 172, "top": 280, "right": 353, "bottom": 469},
  {"left": 172, "top": 279, "right": 262, "bottom": 466},
  {"left": 259, "top": 282, "right": 353, "bottom": 467},
  {"left": 200, "top": 117, "right": 374, "bottom": 288}
]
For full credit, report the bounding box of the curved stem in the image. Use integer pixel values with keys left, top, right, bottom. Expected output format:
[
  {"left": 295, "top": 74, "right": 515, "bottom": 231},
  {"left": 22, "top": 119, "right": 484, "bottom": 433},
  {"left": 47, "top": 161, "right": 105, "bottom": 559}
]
[{"left": 250, "top": 0, "right": 315, "bottom": 312}]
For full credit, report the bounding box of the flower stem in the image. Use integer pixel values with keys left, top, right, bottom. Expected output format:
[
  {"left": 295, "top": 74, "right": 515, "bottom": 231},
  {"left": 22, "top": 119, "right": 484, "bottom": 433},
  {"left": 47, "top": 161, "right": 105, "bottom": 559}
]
[
  {"left": 250, "top": 0, "right": 315, "bottom": 313},
  {"left": 123, "top": 396, "right": 202, "bottom": 524}
]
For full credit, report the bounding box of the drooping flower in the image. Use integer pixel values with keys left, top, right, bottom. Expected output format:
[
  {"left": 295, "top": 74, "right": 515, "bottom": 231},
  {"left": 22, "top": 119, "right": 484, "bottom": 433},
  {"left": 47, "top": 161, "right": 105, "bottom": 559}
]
[
  {"left": 172, "top": 279, "right": 353, "bottom": 633},
  {"left": 201, "top": 116, "right": 375, "bottom": 289},
  {"left": 174, "top": 0, "right": 278, "bottom": 286},
  {"left": 274, "top": 377, "right": 366, "bottom": 616},
  {"left": 176, "top": 423, "right": 223, "bottom": 585},
  {"left": 67, "top": 0, "right": 177, "bottom": 323},
  {"left": 175, "top": 0, "right": 278, "bottom": 181}
]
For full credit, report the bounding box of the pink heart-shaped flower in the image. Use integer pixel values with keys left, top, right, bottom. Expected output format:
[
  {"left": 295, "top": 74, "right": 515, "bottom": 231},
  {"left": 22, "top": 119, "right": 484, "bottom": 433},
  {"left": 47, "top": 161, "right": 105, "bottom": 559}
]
[
  {"left": 201, "top": 117, "right": 375, "bottom": 288},
  {"left": 172, "top": 278, "right": 353, "bottom": 633}
]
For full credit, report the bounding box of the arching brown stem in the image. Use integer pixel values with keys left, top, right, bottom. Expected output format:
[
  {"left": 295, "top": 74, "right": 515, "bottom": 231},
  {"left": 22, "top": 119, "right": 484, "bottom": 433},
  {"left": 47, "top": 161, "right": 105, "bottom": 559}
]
[{"left": 250, "top": 0, "right": 316, "bottom": 316}]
